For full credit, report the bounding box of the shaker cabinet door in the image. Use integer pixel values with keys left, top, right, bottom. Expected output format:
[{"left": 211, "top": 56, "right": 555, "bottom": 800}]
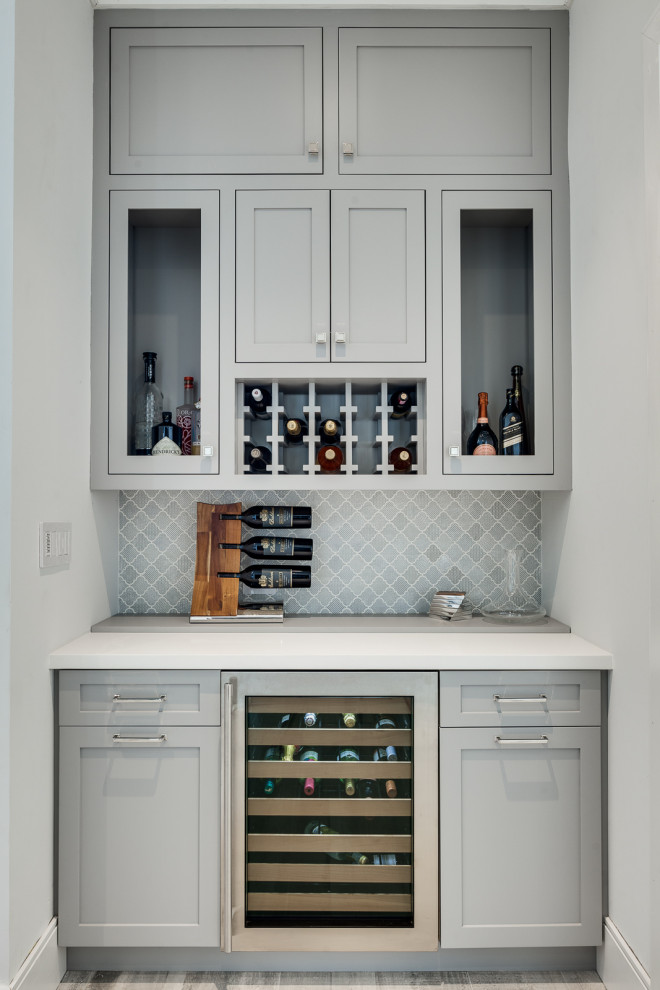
[
  {"left": 58, "top": 726, "right": 221, "bottom": 946},
  {"left": 439, "top": 726, "right": 602, "bottom": 948},
  {"left": 110, "top": 28, "right": 323, "bottom": 175}
]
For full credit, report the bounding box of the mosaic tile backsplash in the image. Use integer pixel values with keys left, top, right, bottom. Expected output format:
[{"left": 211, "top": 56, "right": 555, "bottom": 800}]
[{"left": 119, "top": 490, "right": 542, "bottom": 615}]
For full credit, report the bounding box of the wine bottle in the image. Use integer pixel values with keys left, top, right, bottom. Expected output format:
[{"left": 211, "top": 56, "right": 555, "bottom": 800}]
[
  {"left": 389, "top": 446, "right": 413, "bottom": 473},
  {"left": 244, "top": 443, "right": 272, "bottom": 473},
  {"left": 216, "top": 566, "right": 311, "bottom": 589},
  {"left": 218, "top": 536, "right": 313, "bottom": 561},
  {"left": 318, "top": 418, "right": 341, "bottom": 444},
  {"left": 373, "top": 853, "right": 397, "bottom": 865},
  {"left": 303, "top": 712, "right": 318, "bottom": 727},
  {"left": 337, "top": 747, "right": 360, "bottom": 796},
  {"left": 219, "top": 506, "right": 312, "bottom": 529},
  {"left": 389, "top": 388, "right": 413, "bottom": 419},
  {"left": 317, "top": 445, "right": 343, "bottom": 472},
  {"left": 175, "top": 376, "right": 195, "bottom": 455},
  {"left": 284, "top": 418, "right": 307, "bottom": 445},
  {"left": 298, "top": 746, "right": 319, "bottom": 796},
  {"left": 375, "top": 716, "right": 398, "bottom": 761},
  {"left": 151, "top": 412, "right": 182, "bottom": 454},
  {"left": 134, "top": 351, "right": 163, "bottom": 455},
  {"left": 373, "top": 746, "right": 398, "bottom": 798},
  {"left": 510, "top": 365, "right": 529, "bottom": 454},
  {"left": 279, "top": 713, "right": 300, "bottom": 762},
  {"left": 499, "top": 389, "right": 525, "bottom": 456},
  {"left": 303, "top": 822, "right": 369, "bottom": 864},
  {"left": 342, "top": 713, "right": 357, "bottom": 728},
  {"left": 245, "top": 385, "right": 271, "bottom": 419},
  {"left": 357, "top": 777, "right": 380, "bottom": 799},
  {"left": 467, "top": 392, "right": 498, "bottom": 455},
  {"left": 263, "top": 745, "right": 282, "bottom": 796}
]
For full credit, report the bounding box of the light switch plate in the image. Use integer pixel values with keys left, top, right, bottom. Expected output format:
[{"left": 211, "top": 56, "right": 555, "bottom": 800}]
[{"left": 39, "top": 522, "right": 71, "bottom": 569}]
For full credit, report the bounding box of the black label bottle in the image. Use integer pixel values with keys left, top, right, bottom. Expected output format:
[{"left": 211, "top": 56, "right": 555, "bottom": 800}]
[
  {"left": 220, "top": 506, "right": 312, "bottom": 529},
  {"left": 216, "top": 565, "right": 311, "bottom": 589},
  {"left": 510, "top": 365, "right": 530, "bottom": 454},
  {"left": 499, "top": 388, "right": 525, "bottom": 456},
  {"left": 134, "top": 351, "right": 163, "bottom": 455},
  {"left": 217, "top": 536, "right": 313, "bottom": 560},
  {"left": 467, "top": 392, "right": 498, "bottom": 455}
]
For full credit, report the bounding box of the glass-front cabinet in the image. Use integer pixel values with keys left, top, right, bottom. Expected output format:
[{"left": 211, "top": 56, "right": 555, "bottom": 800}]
[{"left": 221, "top": 670, "right": 438, "bottom": 952}]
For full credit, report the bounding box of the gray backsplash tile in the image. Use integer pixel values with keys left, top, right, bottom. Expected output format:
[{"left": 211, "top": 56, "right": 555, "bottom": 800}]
[{"left": 118, "top": 490, "right": 541, "bottom": 615}]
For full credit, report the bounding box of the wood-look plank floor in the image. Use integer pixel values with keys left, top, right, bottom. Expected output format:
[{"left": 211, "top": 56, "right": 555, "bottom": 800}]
[{"left": 60, "top": 970, "right": 602, "bottom": 990}]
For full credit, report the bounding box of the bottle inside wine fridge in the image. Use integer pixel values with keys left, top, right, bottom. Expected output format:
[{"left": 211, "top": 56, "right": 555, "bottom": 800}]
[
  {"left": 235, "top": 671, "right": 437, "bottom": 949},
  {"left": 466, "top": 391, "right": 498, "bottom": 455}
]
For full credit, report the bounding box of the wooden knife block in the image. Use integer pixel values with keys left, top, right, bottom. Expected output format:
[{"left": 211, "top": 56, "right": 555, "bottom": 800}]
[{"left": 191, "top": 502, "right": 242, "bottom": 617}]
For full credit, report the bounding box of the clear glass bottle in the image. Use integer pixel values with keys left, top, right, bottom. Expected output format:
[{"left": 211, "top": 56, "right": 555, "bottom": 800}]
[
  {"left": 482, "top": 548, "right": 546, "bottom": 624},
  {"left": 134, "top": 351, "right": 163, "bottom": 455},
  {"left": 176, "top": 376, "right": 195, "bottom": 455}
]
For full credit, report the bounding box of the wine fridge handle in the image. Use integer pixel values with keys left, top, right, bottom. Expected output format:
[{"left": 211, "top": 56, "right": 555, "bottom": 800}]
[{"left": 222, "top": 679, "right": 234, "bottom": 953}]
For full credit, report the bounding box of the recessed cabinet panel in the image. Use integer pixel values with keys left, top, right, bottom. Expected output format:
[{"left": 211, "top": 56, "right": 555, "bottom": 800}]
[
  {"left": 442, "top": 191, "right": 553, "bottom": 475},
  {"left": 331, "top": 191, "right": 426, "bottom": 362},
  {"left": 339, "top": 28, "right": 550, "bottom": 174},
  {"left": 111, "top": 28, "right": 323, "bottom": 174},
  {"left": 235, "top": 191, "right": 330, "bottom": 363},
  {"left": 108, "top": 190, "right": 219, "bottom": 475}
]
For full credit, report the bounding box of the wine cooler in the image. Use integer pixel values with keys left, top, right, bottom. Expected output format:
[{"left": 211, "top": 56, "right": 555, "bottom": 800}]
[{"left": 221, "top": 670, "right": 438, "bottom": 952}]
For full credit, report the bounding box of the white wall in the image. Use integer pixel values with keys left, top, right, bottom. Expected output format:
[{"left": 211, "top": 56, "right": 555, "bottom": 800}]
[
  {"left": 543, "top": 0, "right": 656, "bottom": 975},
  {"left": 10, "top": 0, "right": 117, "bottom": 978}
]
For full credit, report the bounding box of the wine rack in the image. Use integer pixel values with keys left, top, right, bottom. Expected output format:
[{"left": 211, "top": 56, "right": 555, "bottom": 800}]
[
  {"left": 246, "top": 695, "right": 413, "bottom": 925},
  {"left": 237, "top": 380, "right": 424, "bottom": 476}
]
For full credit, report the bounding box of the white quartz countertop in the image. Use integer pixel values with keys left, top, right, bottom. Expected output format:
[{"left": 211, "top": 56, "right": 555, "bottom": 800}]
[{"left": 49, "top": 615, "right": 613, "bottom": 670}]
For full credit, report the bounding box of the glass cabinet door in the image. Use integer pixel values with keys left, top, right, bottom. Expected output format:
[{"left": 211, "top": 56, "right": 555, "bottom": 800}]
[
  {"left": 222, "top": 670, "right": 438, "bottom": 952},
  {"left": 107, "top": 190, "right": 220, "bottom": 476},
  {"left": 442, "top": 190, "right": 554, "bottom": 476}
]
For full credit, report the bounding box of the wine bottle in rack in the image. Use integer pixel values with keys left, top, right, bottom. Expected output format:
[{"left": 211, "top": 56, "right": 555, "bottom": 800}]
[
  {"left": 245, "top": 385, "right": 271, "bottom": 419},
  {"left": 263, "top": 745, "right": 282, "bottom": 796},
  {"left": 373, "top": 746, "right": 398, "bottom": 798},
  {"left": 216, "top": 566, "right": 311, "bottom": 588},
  {"left": 217, "top": 536, "right": 313, "bottom": 560},
  {"left": 303, "top": 712, "right": 318, "bottom": 727},
  {"left": 318, "top": 418, "right": 342, "bottom": 443},
  {"left": 375, "top": 715, "right": 398, "bottom": 761},
  {"left": 303, "top": 822, "right": 369, "bottom": 864},
  {"left": 342, "top": 712, "right": 358, "bottom": 728},
  {"left": 389, "top": 446, "right": 413, "bottom": 473},
  {"left": 499, "top": 388, "right": 525, "bottom": 456},
  {"left": 357, "top": 777, "right": 380, "bottom": 799},
  {"left": 284, "top": 418, "right": 307, "bottom": 444},
  {"left": 298, "top": 746, "right": 319, "bottom": 796},
  {"left": 467, "top": 392, "right": 498, "bottom": 456},
  {"left": 244, "top": 444, "right": 272, "bottom": 473},
  {"left": 317, "top": 445, "right": 343, "bottom": 472},
  {"left": 337, "top": 747, "right": 360, "bottom": 796},
  {"left": 219, "top": 506, "right": 312, "bottom": 528},
  {"left": 389, "top": 388, "right": 414, "bottom": 419},
  {"left": 279, "top": 713, "right": 300, "bottom": 762}
]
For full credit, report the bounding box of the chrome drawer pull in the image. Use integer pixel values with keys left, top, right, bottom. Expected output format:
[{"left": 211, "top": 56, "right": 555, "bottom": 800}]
[
  {"left": 112, "top": 733, "right": 167, "bottom": 743},
  {"left": 493, "top": 694, "right": 548, "bottom": 704},
  {"left": 495, "top": 735, "right": 549, "bottom": 745},
  {"left": 113, "top": 694, "right": 167, "bottom": 704}
]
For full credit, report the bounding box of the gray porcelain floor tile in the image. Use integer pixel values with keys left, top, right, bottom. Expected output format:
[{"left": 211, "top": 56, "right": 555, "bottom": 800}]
[
  {"left": 560, "top": 974, "right": 602, "bottom": 989},
  {"left": 375, "top": 975, "right": 471, "bottom": 988}
]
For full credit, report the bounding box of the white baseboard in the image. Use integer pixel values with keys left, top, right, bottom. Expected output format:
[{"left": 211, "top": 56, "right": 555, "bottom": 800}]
[
  {"left": 9, "top": 919, "right": 65, "bottom": 990},
  {"left": 598, "top": 917, "right": 650, "bottom": 990}
]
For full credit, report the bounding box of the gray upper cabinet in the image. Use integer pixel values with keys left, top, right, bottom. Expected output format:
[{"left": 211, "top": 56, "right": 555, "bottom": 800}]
[
  {"left": 338, "top": 28, "right": 551, "bottom": 175},
  {"left": 235, "top": 189, "right": 426, "bottom": 364},
  {"left": 110, "top": 27, "right": 323, "bottom": 174}
]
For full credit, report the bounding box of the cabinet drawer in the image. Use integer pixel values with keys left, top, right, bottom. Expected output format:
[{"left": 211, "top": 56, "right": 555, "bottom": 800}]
[
  {"left": 439, "top": 670, "right": 600, "bottom": 727},
  {"left": 59, "top": 670, "right": 221, "bottom": 726}
]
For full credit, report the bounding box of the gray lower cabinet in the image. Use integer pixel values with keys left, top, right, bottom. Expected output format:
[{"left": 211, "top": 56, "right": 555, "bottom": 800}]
[
  {"left": 58, "top": 672, "right": 221, "bottom": 947},
  {"left": 439, "top": 671, "right": 602, "bottom": 948}
]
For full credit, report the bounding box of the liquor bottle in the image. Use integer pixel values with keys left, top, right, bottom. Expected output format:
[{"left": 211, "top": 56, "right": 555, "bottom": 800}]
[
  {"left": 389, "top": 388, "right": 413, "bottom": 419},
  {"left": 388, "top": 446, "right": 413, "bottom": 473},
  {"left": 373, "top": 746, "right": 398, "bottom": 798},
  {"left": 134, "top": 351, "right": 163, "bottom": 455},
  {"left": 499, "top": 389, "right": 525, "bottom": 456},
  {"left": 191, "top": 399, "right": 201, "bottom": 455},
  {"left": 175, "top": 376, "right": 195, "bottom": 455},
  {"left": 303, "top": 712, "right": 318, "bottom": 727},
  {"left": 318, "top": 418, "right": 342, "bottom": 444},
  {"left": 375, "top": 716, "right": 398, "bottom": 761},
  {"left": 216, "top": 565, "right": 312, "bottom": 589},
  {"left": 467, "top": 392, "right": 498, "bottom": 455},
  {"left": 245, "top": 443, "right": 272, "bottom": 473},
  {"left": 337, "top": 747, "right": 360, "bottom": 796},
  {"left": 284, "top": 418, "right": 307, "bottom": 445},
  {"left": 245, "top": 385, "right": 271, "bottom": 419},
  {"left": 217, "top": 536, "right": 313, "bottom": 561},
  {"left": 279, "top": 713, "right": 300, "bottom": 762},
  {"left": 219, "top": 506, "right": 312, "bottom": 529},
  {"left": 510, "top": 365, "right": 529, "bottom": 454},
  {"left": 151, "top": 412, "right": 182, "bottom": 454},
  {"left": 317, "top": 445, "right": 343, "bottom": 472},
  {"left": 303, "top": 822, "right": 369, "bottom": 864},
  {"left": 263, "top": 745, "right": 282, "bottom": 796},
  {"left": 298, "top": 746, "right": 319, "bottom": 796}
]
